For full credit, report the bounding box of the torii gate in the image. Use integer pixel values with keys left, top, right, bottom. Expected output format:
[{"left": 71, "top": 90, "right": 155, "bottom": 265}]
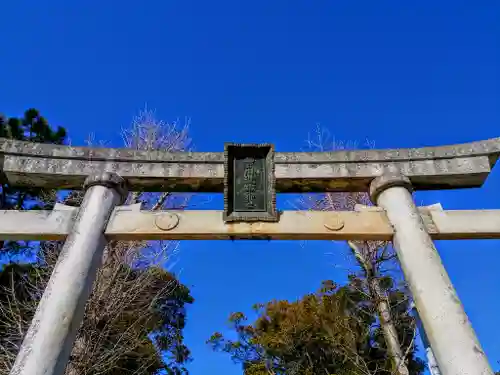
[{"left": 3, "top": 138, "right": 500, "bottom": 375}]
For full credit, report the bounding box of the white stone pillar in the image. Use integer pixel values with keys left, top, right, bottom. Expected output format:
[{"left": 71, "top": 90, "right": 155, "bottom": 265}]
[
  {"left": 370, "top": 173, "right": 493, "bottom": 375},
  {"left": 411, "top": 302, "right": 441, "bottom": 375},
  {"left": 10, "top": 172, "right": 127, "bottom": 375}
]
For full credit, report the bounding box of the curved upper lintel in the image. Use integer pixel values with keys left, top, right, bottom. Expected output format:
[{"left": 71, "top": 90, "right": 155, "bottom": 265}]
[
  {"left": 0, "top": 137, "right": 498, "bottom": 193},
  {"left": 0, "top": 137, "right": 499, "bottom": 164}
]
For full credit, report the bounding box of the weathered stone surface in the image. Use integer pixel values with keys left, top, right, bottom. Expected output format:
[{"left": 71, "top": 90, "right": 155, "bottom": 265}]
[
  {"left": 0, "top": 137, "right": 498, "bottom": 192},
  {"left": 2, "top": 207, "right": 500, "bottom": 241},
  {"left": 370, "top": 173, "right": 413, "bottom": 202},
  {"left": 83, "top": 171, "right": 128, "bottom": 203}
]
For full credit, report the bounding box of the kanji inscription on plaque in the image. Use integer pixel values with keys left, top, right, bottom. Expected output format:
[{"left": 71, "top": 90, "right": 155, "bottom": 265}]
[{"left": 223, "top": 143, "right": 278, "bottom": 222}]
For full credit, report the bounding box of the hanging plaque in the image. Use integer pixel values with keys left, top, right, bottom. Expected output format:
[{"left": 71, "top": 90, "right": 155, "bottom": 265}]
[{"left": 223, "top": 143, "right": 278, "bottom": 222}]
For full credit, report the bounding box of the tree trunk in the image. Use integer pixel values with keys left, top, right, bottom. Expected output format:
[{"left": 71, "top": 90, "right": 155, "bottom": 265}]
[
  {"left": 348, "top": 241, "right": 409, "bottom": 375},
  {"left": 368, "top": 276, "right": 409, "bottom": 375},
  {"left": 64, "top": 336, "right": 85, "bottom": 375}
]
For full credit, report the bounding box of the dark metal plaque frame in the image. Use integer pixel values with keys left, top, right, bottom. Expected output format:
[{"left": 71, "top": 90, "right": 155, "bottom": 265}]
[{"left": 223, "top": 143, "right": 278, "bottom": 222}]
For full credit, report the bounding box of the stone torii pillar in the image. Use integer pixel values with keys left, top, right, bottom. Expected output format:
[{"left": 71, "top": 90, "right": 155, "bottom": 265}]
[
  {"left": 370, "top": 173, "right": 493, "bottom": 375},
  {"left": 9, "top": 172, "right": 127, "bottom": 375}
]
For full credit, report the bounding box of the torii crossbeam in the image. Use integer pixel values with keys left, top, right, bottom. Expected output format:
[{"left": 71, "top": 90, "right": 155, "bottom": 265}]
[
  {"left": 3, "top": 137, "right": 499, "bottom": 375},
  {"left": 1, "top": 205, "right": 500, "bottom": 241}
]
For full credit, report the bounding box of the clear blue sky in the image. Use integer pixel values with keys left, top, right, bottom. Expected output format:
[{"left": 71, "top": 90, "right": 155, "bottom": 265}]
[{"left": 1, "top": 1, "right": 499, "bottom": 374}]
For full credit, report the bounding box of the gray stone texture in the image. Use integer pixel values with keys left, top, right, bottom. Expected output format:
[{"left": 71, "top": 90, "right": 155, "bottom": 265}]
[{"left": 0, "top": 137, "right": 498, "bottom": 192}]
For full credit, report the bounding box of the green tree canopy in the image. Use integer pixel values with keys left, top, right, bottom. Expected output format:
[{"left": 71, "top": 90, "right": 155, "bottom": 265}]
[
  {"left": 209, "top": 277, "right": 425, "bottom": 375},
  {"left": 0, "top": 108, "right": 66, "bottom": 144}
]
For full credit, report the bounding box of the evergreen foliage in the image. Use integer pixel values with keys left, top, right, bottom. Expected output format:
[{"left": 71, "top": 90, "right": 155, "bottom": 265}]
[{"left": 209, "top": 277, "right": 425, "bottom": 375}]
